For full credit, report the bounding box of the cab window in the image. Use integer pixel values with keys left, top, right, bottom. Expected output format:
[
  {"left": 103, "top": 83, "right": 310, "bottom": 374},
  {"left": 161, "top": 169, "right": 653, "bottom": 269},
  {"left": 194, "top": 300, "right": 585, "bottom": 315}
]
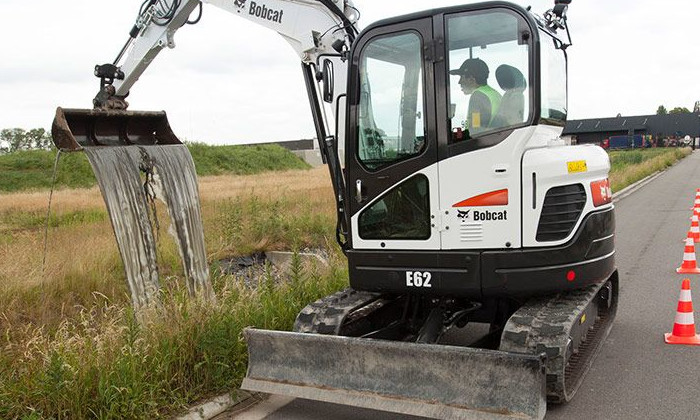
[
  {"left": 357, "top": 32, "right": 426, "bottom": 170},
  {"left": 359, "top": 175, "right": 430, "bottom": 240},
  {"left": 446, "top": 10, "right": 531, "bottom": 142},
  {"left": 540, "top": 31, "right": 567, "bottom": 125}
]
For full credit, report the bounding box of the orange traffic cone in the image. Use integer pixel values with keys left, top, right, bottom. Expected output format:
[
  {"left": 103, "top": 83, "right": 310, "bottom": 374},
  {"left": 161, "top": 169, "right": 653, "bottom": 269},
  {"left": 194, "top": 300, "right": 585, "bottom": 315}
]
[
  {"left": 691, "top": 215, "right": 700, "bottom": 243},
  {"left": 665, "top": 278, "right": 700, "bottom": 345},
  {"left": 692, "top": 190, "right": 700, "bottom": 211},
  {"left": 677, "top": 232, "right": 700, "bottom": 274}
]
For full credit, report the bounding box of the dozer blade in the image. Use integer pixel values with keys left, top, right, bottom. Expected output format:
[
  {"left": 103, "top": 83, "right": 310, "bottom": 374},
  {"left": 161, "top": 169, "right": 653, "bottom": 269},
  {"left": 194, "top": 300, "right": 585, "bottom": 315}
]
[
  {"left": 51, "top": 107, "right": 182, "bottom": 151},
  {"left": 242, "top": 329, "right": 546, "bottom": 420}
]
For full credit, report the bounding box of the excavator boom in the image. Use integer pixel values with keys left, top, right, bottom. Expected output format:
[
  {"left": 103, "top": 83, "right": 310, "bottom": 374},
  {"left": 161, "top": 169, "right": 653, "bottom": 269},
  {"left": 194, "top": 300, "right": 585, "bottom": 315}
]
[{"left": 52, "top": 0, "right": 357, "bottom": 149}]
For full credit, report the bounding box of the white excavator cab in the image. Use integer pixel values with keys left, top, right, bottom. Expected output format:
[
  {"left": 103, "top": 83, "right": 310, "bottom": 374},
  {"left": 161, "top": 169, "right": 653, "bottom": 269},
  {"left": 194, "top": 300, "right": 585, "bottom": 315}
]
[{"left": 247, "top": 3, "right": 616, "bottom": 420}]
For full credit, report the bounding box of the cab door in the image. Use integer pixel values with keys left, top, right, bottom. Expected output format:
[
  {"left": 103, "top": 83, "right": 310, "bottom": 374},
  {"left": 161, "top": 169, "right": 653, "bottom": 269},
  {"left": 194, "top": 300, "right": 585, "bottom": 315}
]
[{"left": 346, "top": 18, "right": 440, "bottom": 251}]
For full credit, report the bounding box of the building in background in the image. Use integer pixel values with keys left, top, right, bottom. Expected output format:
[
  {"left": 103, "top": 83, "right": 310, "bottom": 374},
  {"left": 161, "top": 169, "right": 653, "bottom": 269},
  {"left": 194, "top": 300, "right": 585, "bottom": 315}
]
[
  {"left": 271, "top": 112, "right": 700, "bottom": 165},
  {"left": 563, "top": 113, "right": 700, "bottom": 147}
]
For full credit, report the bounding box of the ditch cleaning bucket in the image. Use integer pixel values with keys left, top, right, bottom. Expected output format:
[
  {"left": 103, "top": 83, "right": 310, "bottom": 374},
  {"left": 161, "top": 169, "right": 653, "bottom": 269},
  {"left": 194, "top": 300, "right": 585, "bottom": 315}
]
[{"left": 51, "top": 107, "right": 182, "bottom": 151}]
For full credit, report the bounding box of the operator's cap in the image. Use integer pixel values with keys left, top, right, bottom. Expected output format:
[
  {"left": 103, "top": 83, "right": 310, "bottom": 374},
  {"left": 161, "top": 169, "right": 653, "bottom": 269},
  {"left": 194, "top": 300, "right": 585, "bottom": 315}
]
[{"left": 449, "top": 58, "right": 489, "bottom": 80}]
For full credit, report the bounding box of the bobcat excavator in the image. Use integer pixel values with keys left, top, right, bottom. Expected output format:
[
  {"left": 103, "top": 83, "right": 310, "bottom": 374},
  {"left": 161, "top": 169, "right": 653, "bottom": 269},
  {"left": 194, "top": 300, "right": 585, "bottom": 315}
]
[{"left": 52, "top": 0, "right": 619, "bottom": 418}]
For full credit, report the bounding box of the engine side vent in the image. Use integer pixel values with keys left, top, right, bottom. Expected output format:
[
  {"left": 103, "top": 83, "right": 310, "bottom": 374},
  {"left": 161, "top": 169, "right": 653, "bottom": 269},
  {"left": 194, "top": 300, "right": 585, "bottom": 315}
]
[{"left": 536, "top": 184, "right": 587, "bottom": 242}]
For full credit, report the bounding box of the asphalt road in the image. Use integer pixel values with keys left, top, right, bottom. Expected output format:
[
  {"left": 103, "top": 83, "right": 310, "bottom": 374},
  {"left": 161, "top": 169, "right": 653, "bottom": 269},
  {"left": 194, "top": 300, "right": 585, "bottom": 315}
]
[{"left": 228, "top": 150, "right": 700, "bottom": 420}]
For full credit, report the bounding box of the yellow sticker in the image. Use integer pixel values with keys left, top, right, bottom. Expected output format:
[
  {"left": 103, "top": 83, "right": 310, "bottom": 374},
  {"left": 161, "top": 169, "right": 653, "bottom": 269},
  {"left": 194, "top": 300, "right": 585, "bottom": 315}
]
[
  {"left": 580, "top": 313, "right": 587, "bottom": 325},
  {"left": 567, "top": 160, "right": 587, "bottom": 173},
  {"left": 471, "top": 112, "right": 481, "bottom": 128}
]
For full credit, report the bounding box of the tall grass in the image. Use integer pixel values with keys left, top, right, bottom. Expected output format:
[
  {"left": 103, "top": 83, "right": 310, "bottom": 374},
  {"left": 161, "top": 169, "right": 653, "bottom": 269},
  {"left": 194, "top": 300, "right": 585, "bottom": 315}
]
[
  {"left": 0, "top": 258, "right": 347, "bottom": 419},
  {"left": 609, "top": 147, "right": 691, "bottom": 192},
  {"left": 0, "top": 166, "right": 340, "bottom": 418}
]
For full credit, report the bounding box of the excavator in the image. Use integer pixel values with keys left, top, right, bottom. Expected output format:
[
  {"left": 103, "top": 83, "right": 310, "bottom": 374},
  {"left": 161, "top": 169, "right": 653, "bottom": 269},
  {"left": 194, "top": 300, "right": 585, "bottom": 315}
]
[{"left": 51, "top": 0, "right": 619, "bottom": 418}]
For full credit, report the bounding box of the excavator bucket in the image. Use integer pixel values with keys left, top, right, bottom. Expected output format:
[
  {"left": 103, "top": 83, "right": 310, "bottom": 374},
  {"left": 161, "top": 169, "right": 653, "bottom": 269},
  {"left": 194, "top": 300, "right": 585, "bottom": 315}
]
[
  {"left": 51, "top": 107, "right": 182, "bottom": 151},
  {"left": 242, "top": 329, "right": 547, "bottom": 420}
]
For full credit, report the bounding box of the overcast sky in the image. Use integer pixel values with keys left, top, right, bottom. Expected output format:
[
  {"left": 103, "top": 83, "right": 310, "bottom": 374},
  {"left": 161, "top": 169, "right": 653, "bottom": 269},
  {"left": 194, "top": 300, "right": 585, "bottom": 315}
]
[{"left": 1, "top": 0, "right": 699, "bottom": 145}]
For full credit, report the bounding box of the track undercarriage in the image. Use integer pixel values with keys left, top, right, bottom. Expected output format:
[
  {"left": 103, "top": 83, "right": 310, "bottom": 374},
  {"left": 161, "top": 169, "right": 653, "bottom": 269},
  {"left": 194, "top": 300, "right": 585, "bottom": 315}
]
[{"left": 291, "top": 270, "right": 618, "bottom": 404}]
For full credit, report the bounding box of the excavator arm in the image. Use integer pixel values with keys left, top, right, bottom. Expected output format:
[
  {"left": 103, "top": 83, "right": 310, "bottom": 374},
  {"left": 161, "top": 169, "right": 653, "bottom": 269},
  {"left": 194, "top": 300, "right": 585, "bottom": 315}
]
[
  {"left": 53, "top": 0, "right": 357, "bottom": 246},
  {"left": 96, "top": 0, "right": 358, "bottom": 109}
]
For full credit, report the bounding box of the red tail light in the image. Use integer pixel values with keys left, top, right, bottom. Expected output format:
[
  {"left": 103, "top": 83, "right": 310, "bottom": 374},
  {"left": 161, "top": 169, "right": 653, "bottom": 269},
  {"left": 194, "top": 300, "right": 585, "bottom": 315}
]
[{"left": 591, "top": 178, "right": 612, "bottom": 207}]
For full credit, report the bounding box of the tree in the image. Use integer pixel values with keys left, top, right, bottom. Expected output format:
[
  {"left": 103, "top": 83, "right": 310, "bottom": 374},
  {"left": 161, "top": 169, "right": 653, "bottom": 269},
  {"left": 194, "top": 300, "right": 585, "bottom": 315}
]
[
  {"left": 669, "top": 107, "right": 691, "bottom": 114},
  {"left": 0, "top": 128, "right": 53, "bottom": 154},
  {"left": 656, "top": 105, "right": 667, "bottom": 115}
]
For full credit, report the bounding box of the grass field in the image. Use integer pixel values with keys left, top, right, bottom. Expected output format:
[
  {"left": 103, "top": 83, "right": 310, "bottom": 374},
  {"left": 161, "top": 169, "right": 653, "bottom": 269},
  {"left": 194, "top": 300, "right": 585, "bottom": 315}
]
[
  {"left": 0, "top": 147, "right": 691, "bottom": 418},
  {"left": 0, "top": 165, "right": 341, "bottom": 419},
  {"left": 0, "top": 143, "right": 309, "bottom": 193},
  {"left": 609, "top": 147, "right": 691, "bottom": 191}
]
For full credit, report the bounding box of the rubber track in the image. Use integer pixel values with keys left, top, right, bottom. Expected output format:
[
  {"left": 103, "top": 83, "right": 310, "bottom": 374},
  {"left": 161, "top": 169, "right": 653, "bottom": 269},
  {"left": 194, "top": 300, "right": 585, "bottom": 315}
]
[
  {"left": 293, "top": 288, "right": 382, "bottom": 335},
  {"left": 499, "top": 280, "right": 616, "bottom": 403}
]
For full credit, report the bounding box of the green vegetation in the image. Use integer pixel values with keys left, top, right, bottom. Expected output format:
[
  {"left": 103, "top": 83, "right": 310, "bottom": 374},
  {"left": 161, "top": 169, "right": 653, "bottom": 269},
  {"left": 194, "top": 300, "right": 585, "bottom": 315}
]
[
  {"left": 0, "top": 143, "right": 309, "bottom": 193},
  {"left": 1, "top": 208, "right": 107, "bottom": 231},
  {"left": 0, "top": 128, "right": 53, "bottom": 154},
  {"left": 186, "top": 143, "right": 310, "bottom": 175},
  {"left": 1, "top": 185, "right": 340, "bottom": 419},
  {"left": 655, "top": 104, "right": 694, "bottom": 115},
  {"left": 0, "top": 256, "right": 347, "bottom": 419},
  {"left": 213, "top": 195, "right": 333, "bottom": 257},
  {"left": 609, "top": 147, "right": 691, "bottom": 192},
  {"left": 0, "top": 150, "right": 96, "bottom": 192}
]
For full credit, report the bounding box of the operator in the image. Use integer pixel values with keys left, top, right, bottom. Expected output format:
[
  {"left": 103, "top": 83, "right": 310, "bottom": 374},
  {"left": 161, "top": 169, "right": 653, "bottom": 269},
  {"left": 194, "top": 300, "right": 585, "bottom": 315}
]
[{"left": 450, "top": 58, "right": 502, "bottom": 134}]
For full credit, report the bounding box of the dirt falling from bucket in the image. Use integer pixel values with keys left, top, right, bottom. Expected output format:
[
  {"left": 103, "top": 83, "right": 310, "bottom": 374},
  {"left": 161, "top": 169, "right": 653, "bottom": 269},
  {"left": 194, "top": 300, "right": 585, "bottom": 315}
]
[
  {"left": 42, "top": 150, "right": 62, "bottom": 274},
  {"left": 84, "top": 145, "right": 214, "bottom": 311},
  {"left": 140, "top": 145, "right": 214, "bottom": 302}
]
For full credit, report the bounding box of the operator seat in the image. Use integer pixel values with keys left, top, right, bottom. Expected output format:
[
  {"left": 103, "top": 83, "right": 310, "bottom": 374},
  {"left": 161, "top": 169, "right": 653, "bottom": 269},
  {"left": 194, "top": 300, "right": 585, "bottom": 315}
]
[{"left": 492, "top": 65, "right": 526, "bottom": 128}]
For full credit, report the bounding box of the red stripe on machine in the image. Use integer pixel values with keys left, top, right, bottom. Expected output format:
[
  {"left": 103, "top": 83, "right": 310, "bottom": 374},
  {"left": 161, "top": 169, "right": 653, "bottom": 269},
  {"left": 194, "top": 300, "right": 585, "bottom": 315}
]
[
  {"left": 591, "top": 179, "right": 612, "bottom": 207},
  {"left": 453, "top": 189, "right": 508, "bottom": 207}
]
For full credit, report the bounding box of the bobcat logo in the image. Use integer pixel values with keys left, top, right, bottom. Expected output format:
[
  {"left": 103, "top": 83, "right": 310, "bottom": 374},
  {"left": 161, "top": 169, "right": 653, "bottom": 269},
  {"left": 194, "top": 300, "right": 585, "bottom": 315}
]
[
  {"left": 234, "top": 0, "right": 247, "bottom": 10},
  {"left": 457, "top": 210, "right": 470, "bottom": 220}
]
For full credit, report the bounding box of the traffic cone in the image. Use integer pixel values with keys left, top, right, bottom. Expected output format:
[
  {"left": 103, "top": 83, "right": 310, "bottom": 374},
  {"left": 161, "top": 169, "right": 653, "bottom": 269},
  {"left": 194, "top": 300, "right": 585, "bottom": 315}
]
[
  {"left": 664, "top": 279, "right": 700, "bottom": 345},
  {"left": 691, "top": 215, "right": 700, "bottom": 243},
  {"left": 691, "top": 190, "right": 700, "bottom": 211},
  {"left": 677, "top": 232, "right": 700, "bottom": 274}
]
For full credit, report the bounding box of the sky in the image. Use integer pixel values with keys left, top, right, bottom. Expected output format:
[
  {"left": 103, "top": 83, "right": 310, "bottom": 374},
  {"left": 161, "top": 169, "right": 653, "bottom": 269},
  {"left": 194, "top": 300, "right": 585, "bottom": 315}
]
[{"left": 1, "top": 0, "right": 699, "bottom": 145}]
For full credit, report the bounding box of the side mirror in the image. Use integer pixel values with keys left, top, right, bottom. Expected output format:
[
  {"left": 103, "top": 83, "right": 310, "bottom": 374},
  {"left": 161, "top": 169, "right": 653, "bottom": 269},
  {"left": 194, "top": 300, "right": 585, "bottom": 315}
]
[{"left": 322, "top": 59, "right": 334, "bottom": 103}]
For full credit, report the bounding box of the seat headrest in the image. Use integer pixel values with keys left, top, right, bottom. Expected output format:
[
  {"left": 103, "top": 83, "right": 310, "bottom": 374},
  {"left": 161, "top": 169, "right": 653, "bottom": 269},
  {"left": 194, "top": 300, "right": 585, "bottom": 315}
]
[{"left": 495, "top": 65, "right": 526, "bottom": 91}]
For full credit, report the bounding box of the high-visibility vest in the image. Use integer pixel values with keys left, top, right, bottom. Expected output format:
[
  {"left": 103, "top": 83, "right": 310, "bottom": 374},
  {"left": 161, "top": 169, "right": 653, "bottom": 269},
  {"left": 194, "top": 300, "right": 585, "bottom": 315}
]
[
  {"left": 466, "top": 85, "right": 502, "bottom": 130},
  {"left": 474, "top": 85, "right": 502, "bottom": 127}
]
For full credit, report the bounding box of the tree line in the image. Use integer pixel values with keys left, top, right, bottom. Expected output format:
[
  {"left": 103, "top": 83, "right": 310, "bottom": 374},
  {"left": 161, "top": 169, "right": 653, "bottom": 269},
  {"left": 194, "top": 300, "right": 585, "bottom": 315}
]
[
  {"left": 4, "top": 101, "right": 699, "bottom": 153},
  {"left": 0, "top": 128, "right": 53, "bottom": 154},
  {"left": 656, "top": 101, "right": 700, "bottom": 115}
]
